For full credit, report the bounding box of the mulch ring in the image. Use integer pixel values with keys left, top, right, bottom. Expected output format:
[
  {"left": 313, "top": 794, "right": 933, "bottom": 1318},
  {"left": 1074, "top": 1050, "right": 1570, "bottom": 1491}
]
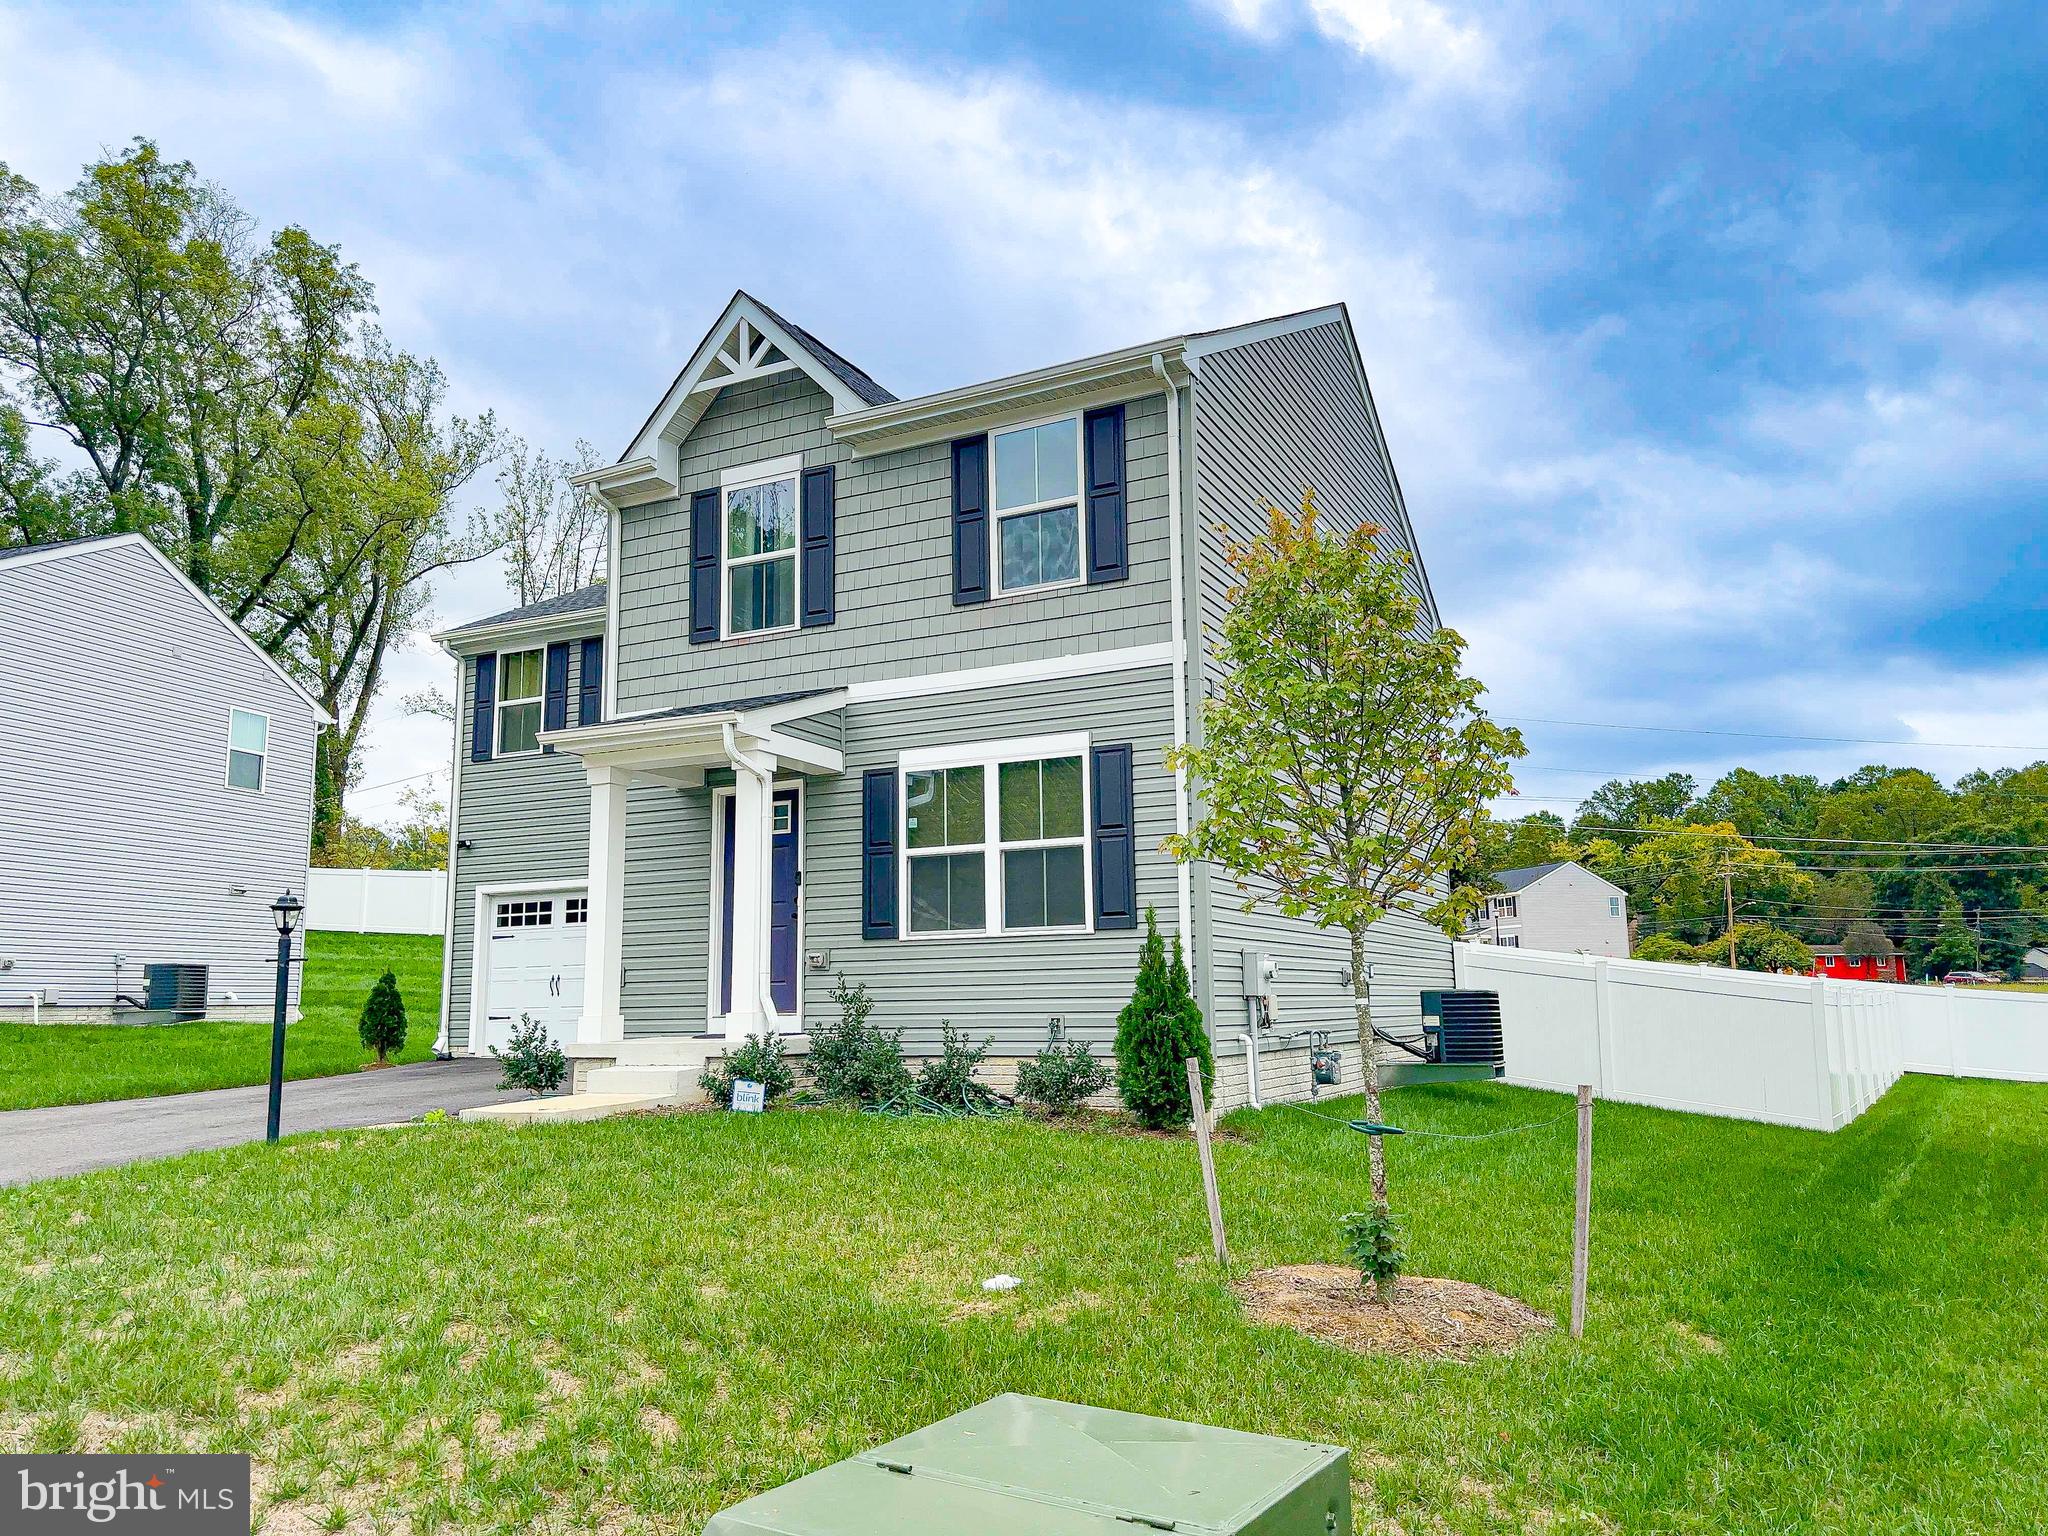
[{"left": 1235, "top": 1264, "right": 1553, "bottom": 1359}]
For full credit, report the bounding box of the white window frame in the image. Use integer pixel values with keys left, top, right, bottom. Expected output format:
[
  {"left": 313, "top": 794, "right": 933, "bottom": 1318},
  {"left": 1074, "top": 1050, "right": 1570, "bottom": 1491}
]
[
  {"left": 989, "top": 411, "right": 1086, "bottom": 598},
  {"left": 224, "top": 707, "right": 270, "bottom": 793},
  {"left": 898, "top": 731, "right": 1093, "bottom": 941},
  {"left": 720, "top": 453, "right": 803, "bottom": 640},
  {"left": 495, "top": 647, "right": 545, "bottom": 757}
]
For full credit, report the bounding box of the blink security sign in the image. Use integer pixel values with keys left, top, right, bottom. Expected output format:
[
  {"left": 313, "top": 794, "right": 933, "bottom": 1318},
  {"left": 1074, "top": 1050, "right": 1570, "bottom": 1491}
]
[{"left": 5, "top": 1455, "right": 250, "bottom": 1534}]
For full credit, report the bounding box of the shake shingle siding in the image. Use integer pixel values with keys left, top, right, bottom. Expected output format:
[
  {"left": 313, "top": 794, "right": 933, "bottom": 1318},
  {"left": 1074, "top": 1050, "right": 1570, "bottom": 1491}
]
[
  {"left": 614, "top": 374, "right": 1173, "bottom": 715},
  {"left": 0, "top": 540, "right": 315, "bottom": 1020},
  {"left": 1188, "top": 319, "right": 1453, "bottom": 1048}
]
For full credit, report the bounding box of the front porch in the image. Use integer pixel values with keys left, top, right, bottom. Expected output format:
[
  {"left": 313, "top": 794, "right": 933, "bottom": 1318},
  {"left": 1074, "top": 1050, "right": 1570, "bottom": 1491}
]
[{"left": 539, "top": 688, "right": 847, "bottom": 1069}]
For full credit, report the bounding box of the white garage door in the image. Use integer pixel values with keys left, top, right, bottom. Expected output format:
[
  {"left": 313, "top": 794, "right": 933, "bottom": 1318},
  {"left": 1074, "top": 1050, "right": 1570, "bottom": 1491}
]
[{"left": 479, "top": 891, "right": 586, "bottom": 1056}]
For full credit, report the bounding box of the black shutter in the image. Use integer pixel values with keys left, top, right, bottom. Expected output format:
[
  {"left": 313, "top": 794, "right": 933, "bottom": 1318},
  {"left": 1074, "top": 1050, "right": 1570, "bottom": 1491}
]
[
  {"left": 800, "top": 464, "right": 836, "bottom": 627},
  {"left": 689, "top": 487, "right": 720, "bottom": 644},
  {"left": 578, "top": 637, "right": 603, "bottom": 726},
  {"left": 470, "top": 653, "right": 496, "bottom": 763},
  {"left": 1084, "top": 403, "right": 1128, "bottom": 585},
  {"left": 1090, "top": 743, "right": 1137, "bottom": 930},
  {"left": 951, "top": 434, "right": 990, "bottom": 605},
  {"left": 541, "top": 641, "right": 570, "bottom": 752},
  {"left": 861, "top": 767, "right": 899, "bottom": 939}
]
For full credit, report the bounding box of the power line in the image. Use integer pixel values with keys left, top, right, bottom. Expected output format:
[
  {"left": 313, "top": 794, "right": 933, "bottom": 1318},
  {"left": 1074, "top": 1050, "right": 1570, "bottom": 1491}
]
[
  {"left": 1571, "top": 823, "right": 2048, "bottom": 855},
  {"left": 1499, "top": 716, "right": 2048, "bottom": 754}
]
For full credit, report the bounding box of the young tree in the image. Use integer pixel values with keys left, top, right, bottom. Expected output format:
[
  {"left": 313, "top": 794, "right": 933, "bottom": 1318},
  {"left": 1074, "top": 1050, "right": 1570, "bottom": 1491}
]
[
  {"left": 492, "top": 438, "right": 609, "bottom": 604},
  {"left": 1113, "top": 909, "right": 1212, "bottom": 1129},
  {"left": 1167, "top": 495, "right": 1522, "bottom": 1233},
  {"left": 357, "top": 969, "right": 408, "bottom": 1064}
]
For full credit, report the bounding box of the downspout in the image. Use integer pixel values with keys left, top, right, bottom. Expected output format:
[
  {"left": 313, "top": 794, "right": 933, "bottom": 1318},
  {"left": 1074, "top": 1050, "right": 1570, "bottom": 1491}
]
[
  {"left": 1240, "top": 1006, "right": 1263, "bottom": 1110},
  {"left": 1150, "top": 352, "right": 1194, "bottom": 957},
  {"left": 723, "top": 721, "right": 783, "bottom": 1030},
  {"left": 432, "top": 647, "right": 463, "bottom": 1057}
]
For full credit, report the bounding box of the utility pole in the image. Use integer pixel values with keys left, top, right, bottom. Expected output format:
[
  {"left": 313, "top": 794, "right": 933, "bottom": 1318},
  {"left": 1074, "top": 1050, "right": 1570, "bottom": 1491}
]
[{"left": 1723, "top": 861, "right": 1737, "bottom": 969}]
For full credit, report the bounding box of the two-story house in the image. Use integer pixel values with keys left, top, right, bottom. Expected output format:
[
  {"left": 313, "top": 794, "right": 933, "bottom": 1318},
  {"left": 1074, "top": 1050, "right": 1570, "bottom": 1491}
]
[
  {"left": 433, "top": 292, "right": 1455, "bottom": 1108},
  {"left": 0, "top": 533, "right": 325, "bottom": 1023},
  {"left": 1470, "top": 861, "right": 1630, "bottom": 957}
]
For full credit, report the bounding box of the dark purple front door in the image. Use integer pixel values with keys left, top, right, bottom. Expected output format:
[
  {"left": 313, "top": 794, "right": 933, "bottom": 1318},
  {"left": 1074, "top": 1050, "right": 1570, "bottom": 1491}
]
[{"left": 720, "top": 789, "right": 800, "bottom": 1018}]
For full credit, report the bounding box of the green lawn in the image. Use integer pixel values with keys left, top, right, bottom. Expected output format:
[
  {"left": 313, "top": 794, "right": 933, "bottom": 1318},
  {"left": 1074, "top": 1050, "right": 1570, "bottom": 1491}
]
[
  {"left": 3, "top": 1075, "right": 2045, "bottom": 1533},
  {"left": 0, "top": 932, "right": 443, "bottom": 1111}
]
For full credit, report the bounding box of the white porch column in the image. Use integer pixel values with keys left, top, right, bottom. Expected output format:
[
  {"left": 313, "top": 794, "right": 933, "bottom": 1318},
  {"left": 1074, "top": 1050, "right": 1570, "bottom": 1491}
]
[
  {"left": 724, "top": 752, "right": 777, "bottom": 1039},
  {"left": 581, "top": 763, "right": 629, "bottom": 1043}
]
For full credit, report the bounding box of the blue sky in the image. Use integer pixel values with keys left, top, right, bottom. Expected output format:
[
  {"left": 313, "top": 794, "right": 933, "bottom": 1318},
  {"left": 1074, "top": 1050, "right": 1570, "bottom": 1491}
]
[{"left": 3, "top": 0, "right": 2044, "bottom": 823}]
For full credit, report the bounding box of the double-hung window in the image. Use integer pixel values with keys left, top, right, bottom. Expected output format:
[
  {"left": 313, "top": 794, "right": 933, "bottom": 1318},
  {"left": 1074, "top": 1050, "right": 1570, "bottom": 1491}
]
[
  {"left": 496, "top": 648, "right": 544, "bottom": 755},
  {"left": 226, "top": 708, "right": 268, "bottom": 791},
  {"left": 724, "top": 459, "right": 799, "bottom": 636},
  {"left": 990, "top": 415, "right": 1081, "bottom": 594},
  {"left": 902, "top": 735, "right": 1090, "bottom": 937}
]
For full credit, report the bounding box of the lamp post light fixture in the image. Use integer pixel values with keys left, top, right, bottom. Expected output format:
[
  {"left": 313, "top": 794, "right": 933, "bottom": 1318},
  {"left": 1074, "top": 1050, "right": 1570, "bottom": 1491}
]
[{"left": 266, "top": 889, "right": 304, "bottom": 1143}]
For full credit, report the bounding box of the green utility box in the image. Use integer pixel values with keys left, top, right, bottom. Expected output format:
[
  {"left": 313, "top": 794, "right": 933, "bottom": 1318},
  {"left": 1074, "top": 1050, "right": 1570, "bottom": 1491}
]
[{"left": 704, "top": 1393, "right": 1350, "bottom": 1536}]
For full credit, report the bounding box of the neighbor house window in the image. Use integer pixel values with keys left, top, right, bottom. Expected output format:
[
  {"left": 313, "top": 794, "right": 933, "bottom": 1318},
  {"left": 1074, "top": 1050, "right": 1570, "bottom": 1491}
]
[
  {"left": 1608, "top": 896, "right": 1622, "bottom": 918},
  {"left": 1491, "top": 894, "right": 1518, "bottom": 919},
  {"left": 724, "top": 461, "right": 799, "bottom": 636},
  {"left": 496, "top": 648, "right": 544, "bottom": 755},
  {"left": 990, "top": 415, "right": 1081, "bottom": 593},
  {"left": 226, "top": 709, "right": 269, "bottom": 791},
  {"left": 903, "top": 735, "right": 1090, "bottom": 937}
]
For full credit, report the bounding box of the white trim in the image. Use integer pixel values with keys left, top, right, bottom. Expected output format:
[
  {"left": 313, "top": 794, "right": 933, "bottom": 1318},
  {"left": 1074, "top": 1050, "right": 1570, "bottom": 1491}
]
[
  {"left": 604, "top": 504, "right": 622, "bottom": 719},
  {"left": 1151, "top": 351, "right": 1195, "bottom": 960},
  {"left": 1181, "top": 303, "right": 1347, "bottom": 364},
  {"left": 719, "top": 452, "right": 803, "bottom": 491},
  {"left": 493, "top": 645, "right": 546, "bottom": 758},
  {"left": 897, "top": 732, "right": 1093, "bottom": 942},
  {"left": 0, "top": 533, "right": 332, "bottom": 720},
  {"left": 706, "top": 781, "right": 806, "bottom": 1031},
  {"left": 988, "top": 410, "right": 1086, "bottom": 598},
  {"left": 464, "top": 877, "right": 589, "bottom": 1057},
  {"left": 224, "top": 706, "right": 270, "bottom": 793},
  {"left": 845, "top": 643, "right": 1173, "bottom": 704},
  {"left": 433, "top": 606, "right": 605, "bottom": 654},
  {"left": 433, "top": 658, "right": 464, "bottom": 1055}
]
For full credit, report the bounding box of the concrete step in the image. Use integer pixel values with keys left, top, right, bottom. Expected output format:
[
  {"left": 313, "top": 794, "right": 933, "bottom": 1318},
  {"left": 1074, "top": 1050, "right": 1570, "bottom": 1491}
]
[
  {"left": 459, "top": 1092, "right": 672, "bottom": 1124},
  {"left": 583, "top": 1064, "right": 710, "bottom": 1105}
]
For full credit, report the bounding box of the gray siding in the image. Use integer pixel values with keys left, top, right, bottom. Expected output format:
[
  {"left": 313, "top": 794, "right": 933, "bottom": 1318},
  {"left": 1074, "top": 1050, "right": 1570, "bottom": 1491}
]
[
  {"left": 613, "top": 373, "right": 1173, "bottom": 714},
  {"left": 0, "top": 542, "right": 317, "bottom": 1020},
  {"left": 1479, "top": 866, "right": 1629, "bottom": 957},
  {"left": 1188, "top": 319, "right": 1454, "bottom": 1053},
  {"left": 445, "top": 635, "right": 602, "bottom": 1050},
  {"left": 602, "top": 667, "right": 1180, "bottom": 1050}
]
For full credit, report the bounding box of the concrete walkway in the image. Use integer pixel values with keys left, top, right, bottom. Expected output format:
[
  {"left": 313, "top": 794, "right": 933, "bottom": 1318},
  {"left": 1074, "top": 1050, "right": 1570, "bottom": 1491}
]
[{"left": 0, "top": 1058, "right": 527, "bottom": 1187}]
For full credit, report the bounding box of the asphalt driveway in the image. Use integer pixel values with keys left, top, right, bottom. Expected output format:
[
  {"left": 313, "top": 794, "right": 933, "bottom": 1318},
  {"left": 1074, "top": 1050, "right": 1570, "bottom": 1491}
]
[{"left": 0, "top": 1058, "right": 527, "bottom": 1186}]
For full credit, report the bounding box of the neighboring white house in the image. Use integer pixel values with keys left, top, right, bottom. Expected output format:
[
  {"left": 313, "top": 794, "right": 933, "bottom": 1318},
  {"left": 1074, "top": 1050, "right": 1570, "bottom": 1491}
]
[
  {"left": 0, "top": 534, "right": 328, "bottom": 1022},
  {"left": 1471, "top": 861, "right": 1629, "bottom": 957}
]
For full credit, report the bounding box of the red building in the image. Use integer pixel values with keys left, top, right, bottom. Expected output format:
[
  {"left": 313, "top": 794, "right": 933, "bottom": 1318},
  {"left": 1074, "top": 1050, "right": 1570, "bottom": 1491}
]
[{"left": 1809, "top": 946, "right": 1907, "bottom": 982}]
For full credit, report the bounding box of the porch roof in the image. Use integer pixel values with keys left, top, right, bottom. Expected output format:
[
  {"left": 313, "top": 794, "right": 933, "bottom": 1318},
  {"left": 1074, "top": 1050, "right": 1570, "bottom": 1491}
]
[{"left": 538, "top": 686, "right": 846, "bottom": 779}]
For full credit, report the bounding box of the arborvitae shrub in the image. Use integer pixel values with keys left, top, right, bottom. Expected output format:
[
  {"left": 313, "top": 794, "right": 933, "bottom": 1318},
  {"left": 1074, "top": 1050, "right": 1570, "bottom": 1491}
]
[
  {"left": 1114, "top": 909, "right": 1212, "bottom": 1129},
  {"left": 357, "top": 969, "right": 408, "bottom": 1063}
]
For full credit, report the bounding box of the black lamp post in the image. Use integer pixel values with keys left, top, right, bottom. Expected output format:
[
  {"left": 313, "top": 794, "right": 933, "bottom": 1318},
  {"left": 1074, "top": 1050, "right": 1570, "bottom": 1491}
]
[{"left": 266, "top": 890, "right": 303, "bottom": 1144}]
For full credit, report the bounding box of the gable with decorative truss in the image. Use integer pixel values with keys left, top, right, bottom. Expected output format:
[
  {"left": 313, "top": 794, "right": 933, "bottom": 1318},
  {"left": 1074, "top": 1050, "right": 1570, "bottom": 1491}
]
[{"left": 576, "top": 292, "right": 889, "bottom": 507}]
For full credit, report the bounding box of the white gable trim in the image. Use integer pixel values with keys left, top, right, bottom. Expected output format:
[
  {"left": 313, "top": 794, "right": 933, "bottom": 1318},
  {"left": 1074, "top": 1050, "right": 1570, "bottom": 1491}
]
[
  {"left": 2, "top": 534, "right": 331, "bottom": 721},
  {"left": 603, "top": 293, "right": 875, "bottom": 499}
]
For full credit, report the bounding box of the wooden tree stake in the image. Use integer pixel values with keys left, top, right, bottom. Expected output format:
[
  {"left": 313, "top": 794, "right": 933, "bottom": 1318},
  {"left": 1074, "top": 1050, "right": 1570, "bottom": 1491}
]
[
  {"left": 1187, "top": 1057, "right": 1230, "bottom": 1267},
  {"left": 1571, "top": 1083, "right": 1593, "bottom": 1338}
]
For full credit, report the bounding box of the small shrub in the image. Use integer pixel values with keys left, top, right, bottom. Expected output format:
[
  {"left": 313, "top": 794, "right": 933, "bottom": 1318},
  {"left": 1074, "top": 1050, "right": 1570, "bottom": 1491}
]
[
  {"left": 700, "top": 1032, "right": 798, "bottom": 1108},
  {"left": 809, "top": 974, "right": 914, "bottom": 1106},
  {"left": 1014, "top": 1038, "right": 1111, "bottom": 1115},
  {"left": 420, "top": 1108, "right": 449, "bottom": 1125},
  {"left": 492, "top": 1013, "right": 567, "bottom": 1096},
  {"left": 1340, "top": 1208, "right": 1406, "bottom": 1303},
  {"left": 1114, "top": 909, "right": 1212, "bottom": 1129},
  {"left": 357, "top": 969, "right": 408, "bottom": 1063},
  {"left": 917, "top": 1022, "right": 998, "bottom": 1110}
]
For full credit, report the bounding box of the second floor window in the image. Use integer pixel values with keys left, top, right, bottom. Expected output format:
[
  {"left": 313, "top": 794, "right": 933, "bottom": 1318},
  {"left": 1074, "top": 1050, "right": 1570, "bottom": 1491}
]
[
  {"left": 226, "top": 708, "right": 269, "bottom": 791},
  {"left": 725, "top": 465, "right": 799, "bottom": 635},
  {"left": 497, "top": 648, "right": 544, "bottom": 755},
  {"left": 992, "top": 415, "right": 1081, "bottom": 594}
]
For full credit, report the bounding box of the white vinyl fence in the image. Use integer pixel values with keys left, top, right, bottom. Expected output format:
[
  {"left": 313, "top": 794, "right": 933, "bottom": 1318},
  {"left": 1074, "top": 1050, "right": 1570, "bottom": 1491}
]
[
  {"left": 1454, "top": 943, "right": 1901, "bottom": 1131},
  {"left": 1891, "top": 985, "right": 2048, "bottom": 1083},
  {"left": 1454, "top": 943, "right": 2048, "bottom": 1131},
  {"left": 305, "top": 868, "right": 448, "bottom": 936}
]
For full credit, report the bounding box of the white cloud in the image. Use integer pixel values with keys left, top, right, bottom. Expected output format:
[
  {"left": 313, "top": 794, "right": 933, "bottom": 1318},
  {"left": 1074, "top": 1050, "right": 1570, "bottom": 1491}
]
[{"left": 1307, "top": 0, "right": 1499, "bottom": 89}]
